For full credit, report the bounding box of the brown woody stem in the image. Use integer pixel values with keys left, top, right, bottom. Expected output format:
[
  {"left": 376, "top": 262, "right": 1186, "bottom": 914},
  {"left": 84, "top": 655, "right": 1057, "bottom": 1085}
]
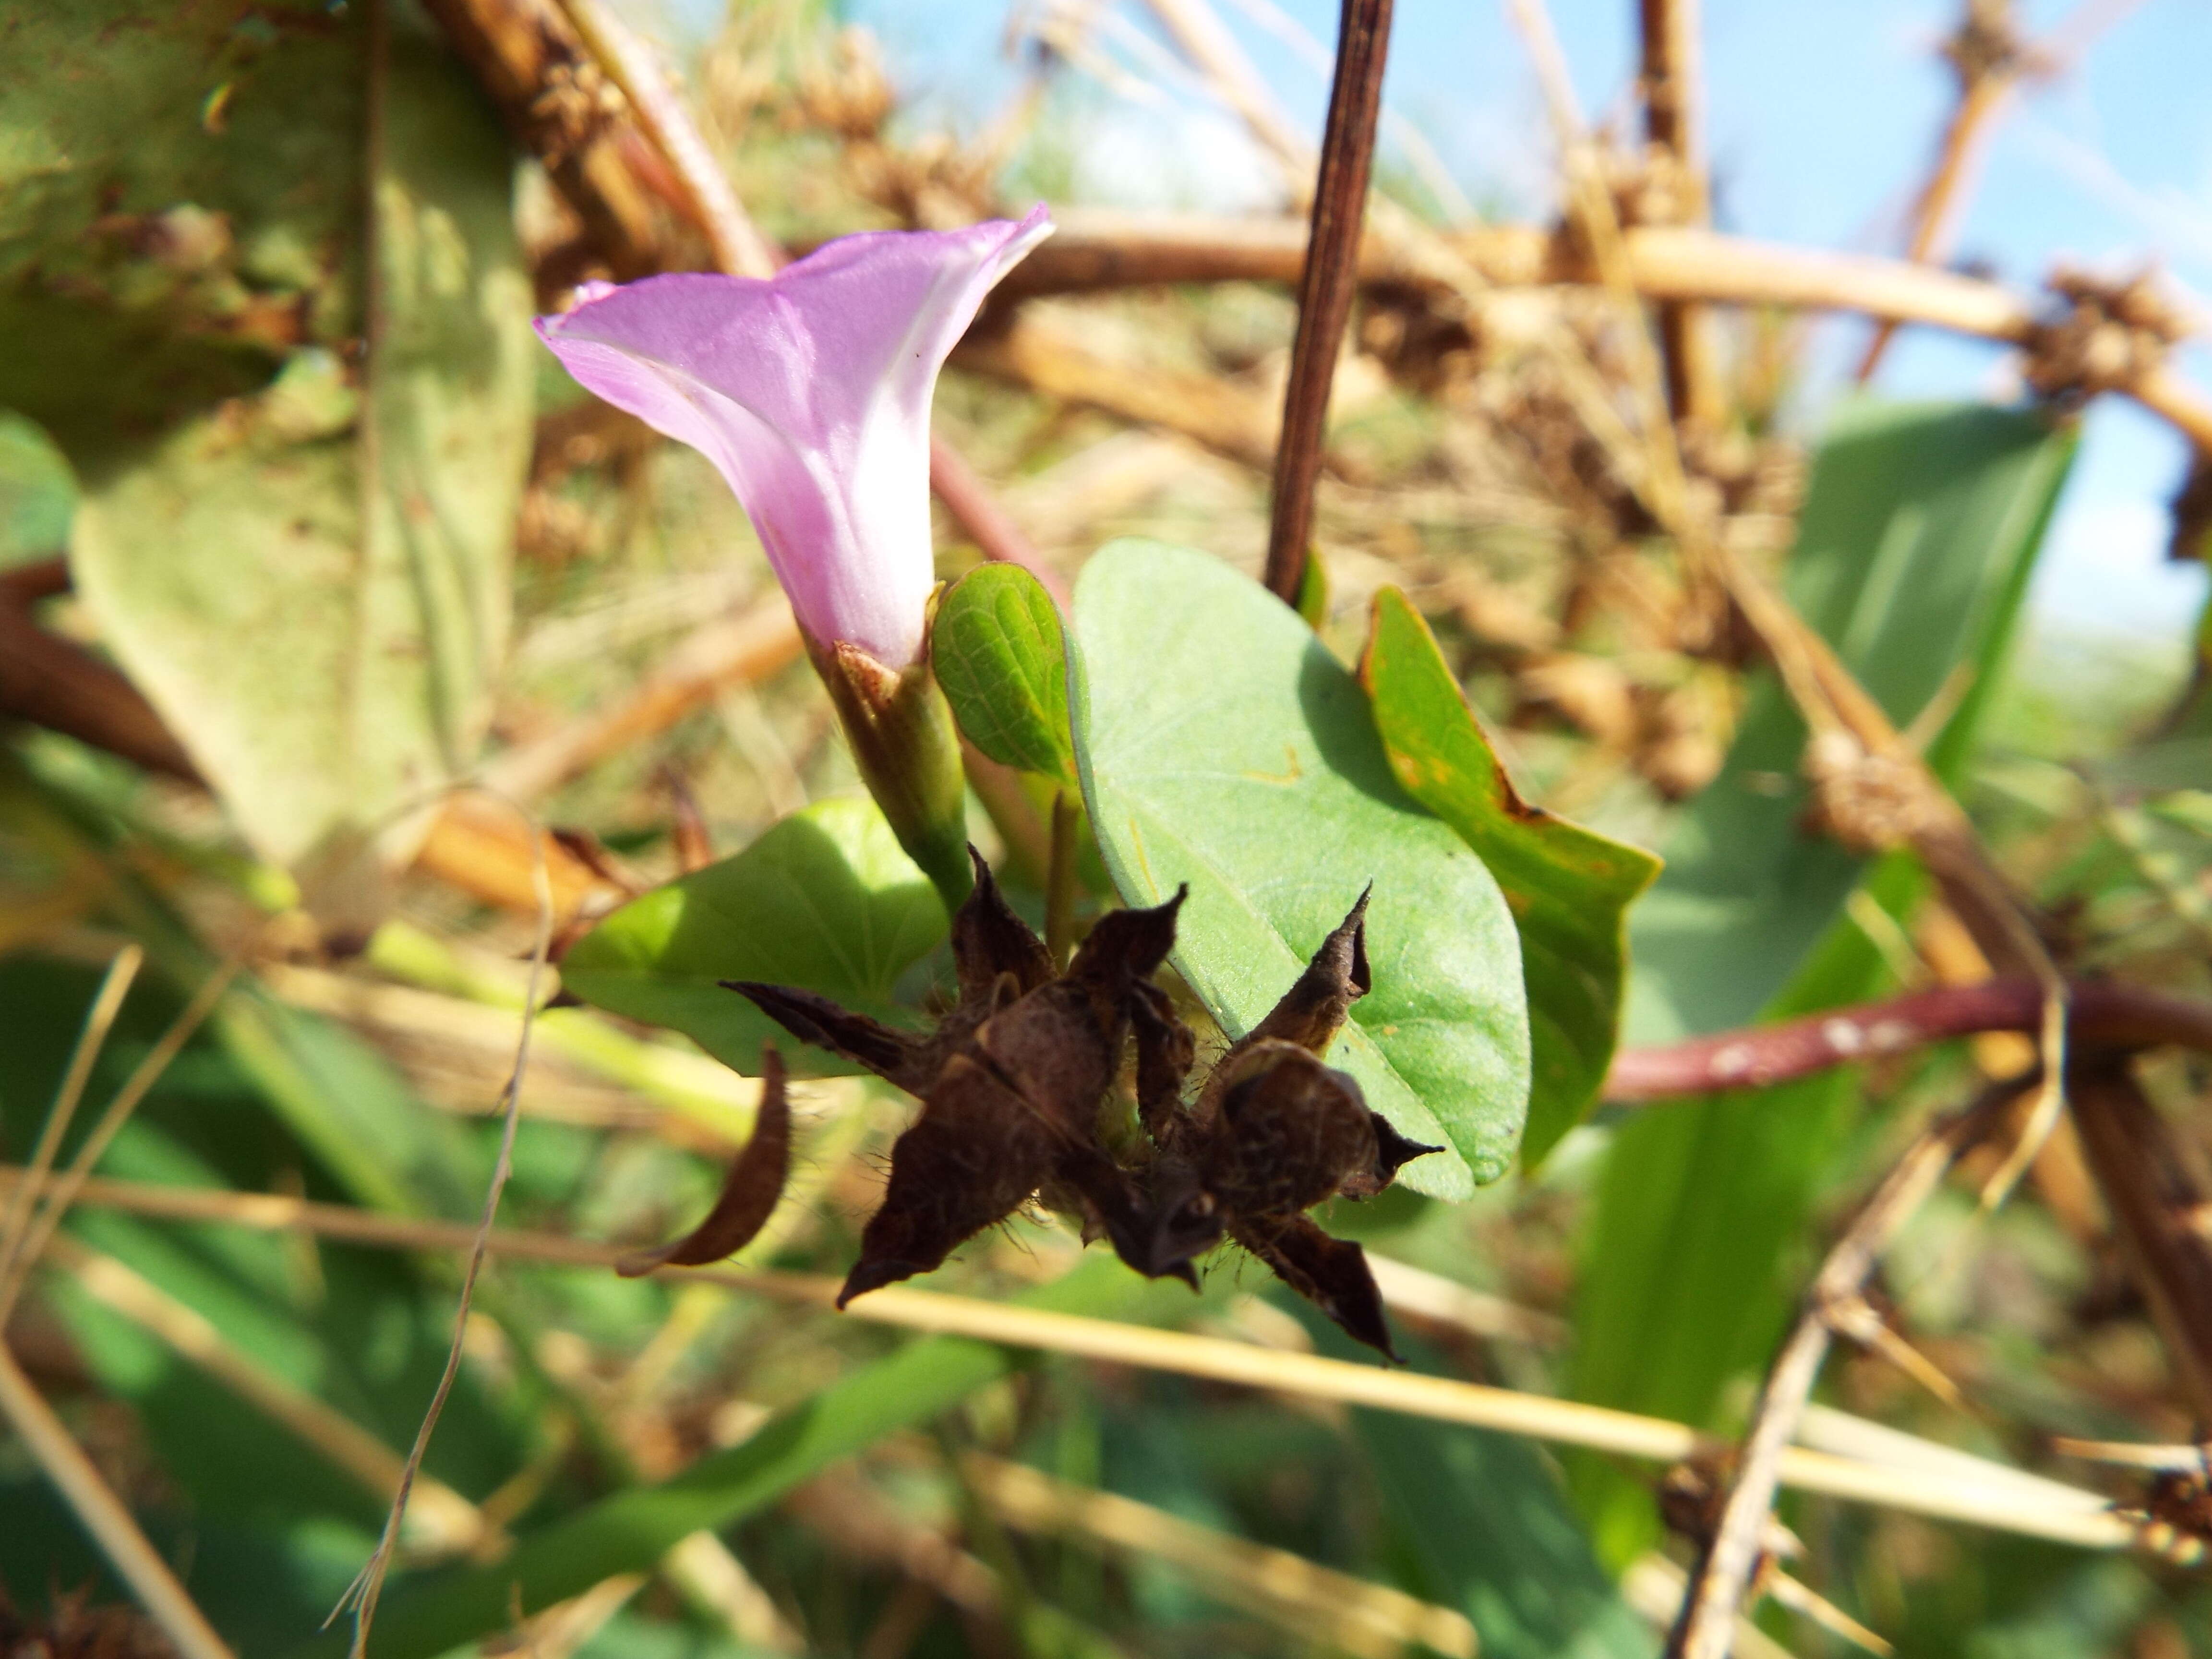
[
  {"left": 1604, "top": 978, "right": 2212, "bottom": 1103},
  {"left": 1669, "top": 1083, "right": 2015, "bottom": 1659},
  {"left": 1265, "top": 0, "right": 1394, "bottom": 604}
]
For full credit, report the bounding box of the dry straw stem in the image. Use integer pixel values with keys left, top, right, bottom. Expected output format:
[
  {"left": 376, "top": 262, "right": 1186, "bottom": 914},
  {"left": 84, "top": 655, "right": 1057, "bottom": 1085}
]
[
  {"left": 2066, "top": 1059, "right": 2212, "bottom": 1420},
  {"left": 0, "top": 1167, "right": 2151, "bottom": 1557},
  {"left": 1669, "top": 1084, "right": 2014, "bottom": 1659},
  {"left": 1264, "top": 0, "right": 1395, "bottom": 604},
  {"left": 1622, "top": 1556, "right": 1794, "bottom": 1659},
  {"left": 0, "top": 943, "right": 141, "bottom": 1303},
  {"left": 953, "top": 315, "right": 1286, "bottom": 472},
  {"left": 1855, "top": 0, "right": 2031, "bottom": 382},
  {"left": 962, "top": 1449, "right": 1478, "bottom": 1659},
  {"left": 0, "top": 958, "right": 234, "bottom": 1329},
  {"left": 552, "top": 0, "right": 779, "bottom": 280},
  {"left": 0, "top": 1343, "right": 236, "bottom": 1659},
  {"left": 997, "top": 213, "right": 2212, "bottom": 455},
  {"left": 1635, "top": 0, "right": 1720, "bottom": 427},
  {"left": 1855, "top": 0, "right": 2145, "bottom": 382}
]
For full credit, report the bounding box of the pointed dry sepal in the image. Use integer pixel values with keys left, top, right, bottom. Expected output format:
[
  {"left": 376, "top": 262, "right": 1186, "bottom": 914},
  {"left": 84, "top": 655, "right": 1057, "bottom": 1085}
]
[
  {"left": 1238, "top": 1214, "right": 1401, "bottom": 1362},
  {"left": 838, "top": 1053, "right": 1059, "bottom": 1306},
  {"left": 721, "top": 980, "right": 934, "bottom": 1093},
  {"left": 617, "top": 1048, "right": 793, "bottom": 1276},
  {"left": 952, "top": 845, "right": 1056, "bottom": 1001}
]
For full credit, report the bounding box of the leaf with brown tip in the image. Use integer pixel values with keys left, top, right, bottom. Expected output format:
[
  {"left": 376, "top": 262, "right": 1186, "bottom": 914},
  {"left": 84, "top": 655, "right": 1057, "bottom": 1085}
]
[{"left": 618, "top": 1049, "right": 792, "bottom": 1276}]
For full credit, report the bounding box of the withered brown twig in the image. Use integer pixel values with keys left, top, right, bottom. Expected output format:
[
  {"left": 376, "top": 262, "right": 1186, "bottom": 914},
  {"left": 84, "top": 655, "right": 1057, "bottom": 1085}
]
[
  {"left": 1668, "top": 1081, "right": 2019, "bottom": 1659},
  {"left": 2067, "top": 1058, "right": 2212, "bottom": 1420},
  {"left": 1265, "top": 0, "right": 1394, "bottom": 604},
  {"left": 1602, "top": 977, "right": 2212, "bottom": 1102},
  {"left": 1636, "top": 0, "right": 1719, "bottom": 428}
]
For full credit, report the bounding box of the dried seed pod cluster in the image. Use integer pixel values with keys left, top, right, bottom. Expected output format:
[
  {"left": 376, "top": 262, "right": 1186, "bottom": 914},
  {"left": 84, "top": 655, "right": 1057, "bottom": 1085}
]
[{"left": 630, "top": 848, "right": 1438, "bottom": 1357}]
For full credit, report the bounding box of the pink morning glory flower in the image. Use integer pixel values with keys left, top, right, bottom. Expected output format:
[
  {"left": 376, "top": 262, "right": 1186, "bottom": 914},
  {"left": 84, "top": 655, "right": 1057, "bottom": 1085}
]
[{"left": 534, "top": 207, "right": 1053, "bottom": 668}]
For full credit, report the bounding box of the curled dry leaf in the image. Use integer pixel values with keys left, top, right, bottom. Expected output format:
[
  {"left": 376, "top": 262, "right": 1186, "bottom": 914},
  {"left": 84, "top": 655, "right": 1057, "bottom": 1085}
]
[
  {"left": 724, "top": 848, "right": 1437, "bottom": 1355},
  {"left": 617, "top": 1047, "right": 793, "bottom": 1276}
]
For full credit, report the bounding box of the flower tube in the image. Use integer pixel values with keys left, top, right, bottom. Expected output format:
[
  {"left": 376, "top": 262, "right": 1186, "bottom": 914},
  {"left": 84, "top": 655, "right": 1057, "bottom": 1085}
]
[{"left": 536, "top": 207, "right": 1054, "bottom": 902}]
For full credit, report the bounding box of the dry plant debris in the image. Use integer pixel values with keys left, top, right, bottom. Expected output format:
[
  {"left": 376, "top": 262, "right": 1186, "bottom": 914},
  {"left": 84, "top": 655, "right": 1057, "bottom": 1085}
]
[{"left": 728, "top": 853, "right": 1433, "bottom": 1355}]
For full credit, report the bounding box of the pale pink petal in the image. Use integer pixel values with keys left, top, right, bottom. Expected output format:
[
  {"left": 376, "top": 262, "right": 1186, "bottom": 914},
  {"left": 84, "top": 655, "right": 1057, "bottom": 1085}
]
[{"left": 536, "top": 207, "right": 1053, "bottom": 665}]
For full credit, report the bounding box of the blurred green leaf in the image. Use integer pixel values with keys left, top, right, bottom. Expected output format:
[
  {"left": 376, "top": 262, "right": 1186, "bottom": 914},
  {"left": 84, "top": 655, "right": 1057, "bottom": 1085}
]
[
  {"left": 1625, "top": 401, "right": 2075, "bottom": 1045},
  {"left": 1306, "top": 1312, "right": 1653, "bottom": 1659},
  {"left": 0, "top": 0, "right": 362, "bottom": 445},
  {"left": 1360, "top": 588, "right": 1661, "bottom": 1166},
  {"left": 0, "top": 409, "right": 76, "bottom": 564},
  {"left": 1569, "top": 400, "right": 2075, "bottom": 1565},
  {"left": 303, "top": 1257, "right": 1204, "bottom": 1659},
  {"left": 934, "top": 563, "right": 1077, "bottom": 785},
  {"left": 561, "top": 797, "right": 950, "bottom": 1077},
  {"left": 1070, "top": 540, "right": 1530, "bottom": 1196},
  {"left": 67, "top": 17, "right": 533, "bottom": 885}
]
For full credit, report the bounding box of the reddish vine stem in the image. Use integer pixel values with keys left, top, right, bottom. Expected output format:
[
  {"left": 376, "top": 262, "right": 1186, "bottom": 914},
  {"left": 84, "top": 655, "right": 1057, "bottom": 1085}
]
[
  {"left": 1604, "top": 978, "right": 2212, "bottom": 1103},
  {"left": 1264, "top": 0, "right": 1394, "bottom": 605}
]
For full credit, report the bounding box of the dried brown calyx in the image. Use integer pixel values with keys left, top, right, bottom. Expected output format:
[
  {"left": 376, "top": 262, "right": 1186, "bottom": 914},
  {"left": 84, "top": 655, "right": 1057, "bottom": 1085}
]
[
  {"left": 712, "top": 848, "right": 1438, "bottom": 1357},
  {"left": 616, "top": 1048, "right": 793, "bottom": 1278}
]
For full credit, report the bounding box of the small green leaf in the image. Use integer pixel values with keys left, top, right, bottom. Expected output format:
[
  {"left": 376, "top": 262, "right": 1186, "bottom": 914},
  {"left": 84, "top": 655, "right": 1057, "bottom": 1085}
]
[
  {"left": 0, "top": 409, "right": 76, "bottom": 565},
  {"left": 933, "top": 563, "right": 1077, "bottom": 784},
  {"left": 1294, "top": 544, "right": 1330, "bottom": 628},
  {"left": 559, "top": 798, "right": 950, "bottom": 1076},
  {"left": 1359, "top": 588, "right": 1660, "bottom": 1165},
  {"left": 1070, "top": 539, "right": 1530, "bottom": 1196}
]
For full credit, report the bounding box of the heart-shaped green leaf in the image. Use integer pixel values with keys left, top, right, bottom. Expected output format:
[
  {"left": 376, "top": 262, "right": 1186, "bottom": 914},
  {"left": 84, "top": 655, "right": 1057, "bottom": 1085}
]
[
  {"left": 932, "top": 563, "right": 1077, "bottom": 785},
  {"left": 560, "top": 797, "right": 949, "bottom": 1076},
  {"left": 1070, "top": 539, "right": 1530, "bottom": 1196},
  {"left": 1360, "top": 588, "right": 1660, "bottom": 1166}
]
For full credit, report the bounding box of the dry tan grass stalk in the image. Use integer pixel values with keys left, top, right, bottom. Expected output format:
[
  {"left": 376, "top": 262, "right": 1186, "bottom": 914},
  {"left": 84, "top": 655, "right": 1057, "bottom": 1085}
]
[
  {"left": 493, "top": 1571, "right": 645, "bottom": 1659},
  {"left": 2052, "top": 1437, "right": 2210, "bottom": 1473},
  {"left": 1621, "top": 1556, "right": 1796, "bottom": 1659},
  {"left": 1362, "top": 1250, "right": 1569, "bottom": 1346},
  {"left": 1670, "top": 1086, "right": 2011, "bottom": 1659},
  {"left": 553, "top": 0, "right": 779, "bottom": 279},
  {"left": 0, "top": 960, "right": 236, "bottom": 1329},
  {"left": 1635, "top": 0, "right": 1719, "bottom": 426},
  {"left": 0, "top": 1167, "right": 2153, "bottom": 1556},
  {"left": 962, "top": 1450, "right": 1477, "bottom": 1659},
  {"left": 0, "top": 1343, "right": 236, "bottom": 1659},
  {"left": 257, "top": 960, "right": 762, "bottom": 1146},
  {"left": 659, "top": 1531, "right": 806, "bottom": 1655},
  {"left": 0, "top": 944, "right": 142, "bottom": 1301},
  {"left": 1006, "top": 212, "right": 2212, "bottom": 453}
]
